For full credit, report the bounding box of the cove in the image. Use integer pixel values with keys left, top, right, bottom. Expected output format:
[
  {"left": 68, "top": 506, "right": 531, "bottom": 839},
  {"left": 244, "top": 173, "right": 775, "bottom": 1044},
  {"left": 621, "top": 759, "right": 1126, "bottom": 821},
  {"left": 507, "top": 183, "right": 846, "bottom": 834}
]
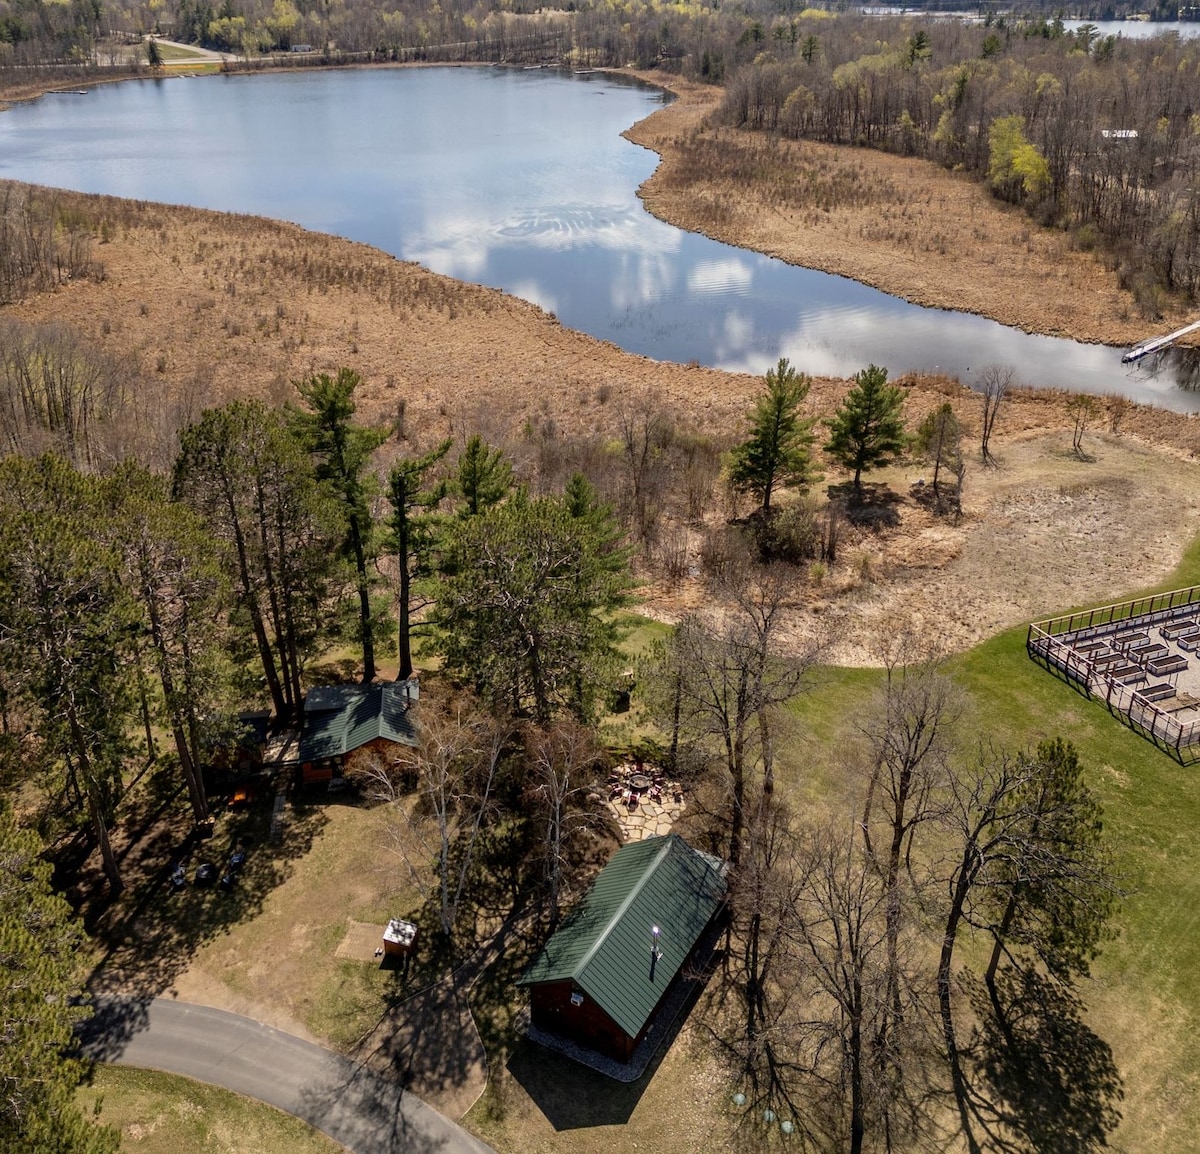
[{"left": 1, "top": 65, "right": 1197, "bottom": 410}]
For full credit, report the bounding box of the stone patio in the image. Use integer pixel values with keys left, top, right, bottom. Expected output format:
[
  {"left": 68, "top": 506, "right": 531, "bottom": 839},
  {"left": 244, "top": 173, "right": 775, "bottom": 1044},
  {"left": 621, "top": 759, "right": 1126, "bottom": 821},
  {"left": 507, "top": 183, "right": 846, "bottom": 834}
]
[{"left": 603, "top": 763, "right": 686, "bottom": 841}]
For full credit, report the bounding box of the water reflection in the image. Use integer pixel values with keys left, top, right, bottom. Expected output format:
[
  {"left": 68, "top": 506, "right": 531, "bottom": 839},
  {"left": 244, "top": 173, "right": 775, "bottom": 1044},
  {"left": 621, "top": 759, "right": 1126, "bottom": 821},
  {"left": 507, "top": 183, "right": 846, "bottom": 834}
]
[
  {"left": 1136, "top": 346, "right": 1200, "bottom": 392},
  {"left": 0, "top": 66, "right": 1198, "bottom": 411}
]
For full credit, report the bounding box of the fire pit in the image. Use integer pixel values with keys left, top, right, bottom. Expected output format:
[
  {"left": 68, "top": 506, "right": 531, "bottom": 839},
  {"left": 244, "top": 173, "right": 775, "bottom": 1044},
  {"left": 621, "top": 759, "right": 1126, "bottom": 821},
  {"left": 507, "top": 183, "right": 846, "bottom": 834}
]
[{"left": 629, "top": 773, "right": 651, "bottom": 792}]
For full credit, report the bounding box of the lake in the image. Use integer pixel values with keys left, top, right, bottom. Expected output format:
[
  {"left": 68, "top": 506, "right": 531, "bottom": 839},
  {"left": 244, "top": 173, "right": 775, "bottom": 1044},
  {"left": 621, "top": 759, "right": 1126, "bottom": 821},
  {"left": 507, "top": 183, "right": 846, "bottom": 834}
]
[{"left": 1, "top": 65, "right": 1198, "bottom": 409}]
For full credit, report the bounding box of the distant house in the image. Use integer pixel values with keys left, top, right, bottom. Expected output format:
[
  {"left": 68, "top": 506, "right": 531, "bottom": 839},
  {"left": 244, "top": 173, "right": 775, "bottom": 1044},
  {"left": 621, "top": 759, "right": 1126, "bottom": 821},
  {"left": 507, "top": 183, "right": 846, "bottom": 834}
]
[
  {"left": 297, "top": 680, "right": 419, "bottom": 786},
  {"left": 518, "top": 833, "right": 727, "bottom": 1066}
]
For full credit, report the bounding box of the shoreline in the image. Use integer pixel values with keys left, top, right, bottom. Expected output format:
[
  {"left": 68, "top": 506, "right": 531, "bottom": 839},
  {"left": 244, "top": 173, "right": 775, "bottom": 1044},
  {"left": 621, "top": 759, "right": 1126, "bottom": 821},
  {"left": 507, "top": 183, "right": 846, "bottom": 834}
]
[
  {"left": 621, "top": 72, "right": 1181, "bottom": 351},
  {"left": 3, "top": 58, "right": 1181, "bottom": 351}
]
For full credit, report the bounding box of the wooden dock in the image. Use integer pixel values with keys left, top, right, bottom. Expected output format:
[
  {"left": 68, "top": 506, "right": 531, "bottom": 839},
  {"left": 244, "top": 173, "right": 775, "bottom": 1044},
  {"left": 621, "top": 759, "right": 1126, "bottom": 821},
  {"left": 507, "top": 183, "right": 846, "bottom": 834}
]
[{"left": 1123, "top": 317, "right": 1200, "bottom": 363}]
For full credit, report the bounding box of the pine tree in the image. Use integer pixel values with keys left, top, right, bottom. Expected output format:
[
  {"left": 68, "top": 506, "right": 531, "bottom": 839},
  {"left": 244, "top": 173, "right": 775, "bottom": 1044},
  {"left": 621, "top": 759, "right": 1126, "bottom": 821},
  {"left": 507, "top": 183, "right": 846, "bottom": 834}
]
[
  {"left": 456, "top": 433, "right": 513, "bottom": 518},
  {"left": 385, "top": 439, "right": 452, "bottom": 682},
  {"left": 105, "top": 461, "right": 227, "bottom": 824},
  {"left": 728, "top": 357, "right": 816, "bottom": 516},
  {"left": 825, "top": 364, "right": 907, "bottom": 495},
  {"left": 433, "top": 488, "right": 632, "bottom": 723},
  {"left": 0, "top": 455, "right": 135, "bottom": 893},
  {"left": 175, "top": 401, "right": 341, "bottom": 720},
  {"left": 0, "top": 804, "right": 120, "bottom": 1153},
  {"left": 290, "top": 368, "right": 389, "bottom": 682}
]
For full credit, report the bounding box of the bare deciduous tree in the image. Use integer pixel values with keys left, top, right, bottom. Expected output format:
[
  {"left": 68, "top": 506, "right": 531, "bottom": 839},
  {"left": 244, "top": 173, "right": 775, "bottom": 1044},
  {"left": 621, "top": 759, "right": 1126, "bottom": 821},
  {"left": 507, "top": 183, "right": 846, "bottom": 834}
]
[
  {"left": 358, "top": 693, "right": 508, "bottom": 947},
  {"left": 616, "top": 391, "right": 674, "bottom": 546},
  {"left": 642, "top": 563, "right": 817, "bottom": 865},
  {"left": 793, "top": 819, "right": 913, "bottom": 1154},
  {"left": 978, "top": 365, "right": 1013, "bottom": 466},
  {"left": 859, "top": 658, "right": 960, "bottom": 1078},
  {"left": 525, "top": 719, "right": 603, "bottom": 932},
  {"left": 1068, "top": 394, "right": 1099, "bottom": 460}
]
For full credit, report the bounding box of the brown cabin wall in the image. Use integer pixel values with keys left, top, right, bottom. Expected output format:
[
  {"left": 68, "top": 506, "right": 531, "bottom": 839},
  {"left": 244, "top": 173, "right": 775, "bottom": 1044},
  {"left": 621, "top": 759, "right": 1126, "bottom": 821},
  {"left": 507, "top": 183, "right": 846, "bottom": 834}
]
[
  {"left": 346, "top": 737, "right": 410, "bottom": 775},
  {"left": 529, "top": 980, "right": 636, "bottom": 1063}
]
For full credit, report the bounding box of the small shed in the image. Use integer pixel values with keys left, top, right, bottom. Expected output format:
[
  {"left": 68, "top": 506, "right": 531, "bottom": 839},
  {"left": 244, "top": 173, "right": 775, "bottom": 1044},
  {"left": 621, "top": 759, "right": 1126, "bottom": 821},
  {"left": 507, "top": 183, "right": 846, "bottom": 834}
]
[
  {"left": 518, "top": 833, "right": 727, "bottom": 1066},
  {"left": 382, "top": 918, "right": 419, "bottom": 959}
]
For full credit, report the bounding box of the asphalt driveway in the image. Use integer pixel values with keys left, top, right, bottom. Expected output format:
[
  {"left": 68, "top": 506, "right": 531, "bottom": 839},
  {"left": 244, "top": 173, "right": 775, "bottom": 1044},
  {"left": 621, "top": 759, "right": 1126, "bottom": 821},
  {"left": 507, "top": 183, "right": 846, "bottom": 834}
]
[{"left": 79, "top": 996, "right": 496, "bottom": 1154}]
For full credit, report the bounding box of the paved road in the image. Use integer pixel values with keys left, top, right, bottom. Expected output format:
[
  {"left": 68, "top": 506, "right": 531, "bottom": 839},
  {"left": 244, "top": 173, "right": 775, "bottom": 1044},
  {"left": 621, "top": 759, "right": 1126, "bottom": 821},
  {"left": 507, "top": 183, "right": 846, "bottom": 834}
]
[{"left": 80, "top": 997, "right": 496, "bottom": 1154}]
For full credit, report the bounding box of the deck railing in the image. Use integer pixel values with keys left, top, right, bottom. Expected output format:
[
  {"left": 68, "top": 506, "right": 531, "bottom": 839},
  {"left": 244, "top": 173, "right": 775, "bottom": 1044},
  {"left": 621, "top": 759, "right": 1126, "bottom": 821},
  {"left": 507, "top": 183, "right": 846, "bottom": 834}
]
[{"left": 1027, "top": 585, "right": 1200, "bottom": 763}]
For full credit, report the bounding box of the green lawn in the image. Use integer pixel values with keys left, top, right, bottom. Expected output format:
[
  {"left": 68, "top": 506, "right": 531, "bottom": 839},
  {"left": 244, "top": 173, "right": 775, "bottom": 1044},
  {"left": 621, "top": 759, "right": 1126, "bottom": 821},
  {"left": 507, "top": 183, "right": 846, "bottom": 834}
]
[
  {"left": 771, "top": 538, "right": 1200, "bottom": 1151},
  {"left": 151, "top": 40, "right": 213, "bottom": 62},
  {"left": 79, "top": 1066, "right": 345, "bottom": 1153}
]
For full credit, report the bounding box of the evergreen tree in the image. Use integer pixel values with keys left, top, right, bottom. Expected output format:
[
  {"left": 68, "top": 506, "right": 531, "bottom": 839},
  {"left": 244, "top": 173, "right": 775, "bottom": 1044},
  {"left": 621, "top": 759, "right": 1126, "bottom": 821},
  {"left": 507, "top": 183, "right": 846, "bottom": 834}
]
[
  {"left": 0, "top": 455, "right": 135, "bottom": 893},
  {"left": 0, "top": 804, "right": 120, "bottom": 1154},
  {"left": 174, "top": 401, "right": 340, "bottom": 720},
  {"left": 825, "top": 364, "right": 907, "bottom": 495},
  {"left": 456, "top": 433, "right": 513, "bottom": 518},
  {"left": 728, "top": 357, "right": 816, "bottom": 516},
  {"left": 105, "top": 461, "right": 227, "bottom": 824},
  {"left": 290, "top": 368, "right": 389, "bottom": 682},
  {"left": 433, "top": 488, "right": 632, "bottom": 723},
  {"left": 982, "top": 737, "right": 1116, "bottom": 991},
  {"left": 385, "top": 439, "right": 452, "bottom": 682}
]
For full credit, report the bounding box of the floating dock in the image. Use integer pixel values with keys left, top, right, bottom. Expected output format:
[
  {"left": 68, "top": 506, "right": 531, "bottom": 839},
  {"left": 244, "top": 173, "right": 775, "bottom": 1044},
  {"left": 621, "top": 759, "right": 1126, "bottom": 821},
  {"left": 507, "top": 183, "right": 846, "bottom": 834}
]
[{"left": 1123, "top": 317, "right": 1200, "bottom": 363}]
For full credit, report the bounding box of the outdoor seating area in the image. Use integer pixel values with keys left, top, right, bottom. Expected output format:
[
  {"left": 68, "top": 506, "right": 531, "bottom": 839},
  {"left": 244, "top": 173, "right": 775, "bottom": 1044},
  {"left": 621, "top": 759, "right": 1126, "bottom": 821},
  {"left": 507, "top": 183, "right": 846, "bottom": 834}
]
[{"left": 604, "top": 763, "right": 686, "bottom": 841}]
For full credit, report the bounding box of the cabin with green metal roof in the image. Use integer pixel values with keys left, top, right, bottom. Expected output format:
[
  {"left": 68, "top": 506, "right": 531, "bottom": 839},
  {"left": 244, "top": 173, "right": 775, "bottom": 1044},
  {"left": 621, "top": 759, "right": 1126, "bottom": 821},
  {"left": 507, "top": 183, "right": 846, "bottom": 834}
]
[
  {"left": 518, "top": 833, "right": 727, "bottom": 1065},
  {"left": 296, "top": 680, "right": 419, "bottom": 786}
]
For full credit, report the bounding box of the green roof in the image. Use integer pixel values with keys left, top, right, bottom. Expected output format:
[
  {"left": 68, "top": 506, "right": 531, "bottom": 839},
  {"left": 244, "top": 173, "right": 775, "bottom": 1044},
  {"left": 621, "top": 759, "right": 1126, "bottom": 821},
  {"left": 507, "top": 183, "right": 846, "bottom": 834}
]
[
  {"left": 299, "top": 682, "right": 418, "bottom": 762},
  {"left": 518, "top": 834, "right": 727, "bottom": 1039}
]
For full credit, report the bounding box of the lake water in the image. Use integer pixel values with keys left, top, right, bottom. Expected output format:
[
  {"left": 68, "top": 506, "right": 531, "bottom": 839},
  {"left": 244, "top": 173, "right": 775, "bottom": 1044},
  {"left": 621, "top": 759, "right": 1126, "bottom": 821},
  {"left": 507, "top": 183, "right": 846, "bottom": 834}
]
[
  {"left": 1, "top": 65, "right": 1198, "bottom": 410},
  {"left": 1063, "top": 18, "right": 1200, "bottom": 39}
]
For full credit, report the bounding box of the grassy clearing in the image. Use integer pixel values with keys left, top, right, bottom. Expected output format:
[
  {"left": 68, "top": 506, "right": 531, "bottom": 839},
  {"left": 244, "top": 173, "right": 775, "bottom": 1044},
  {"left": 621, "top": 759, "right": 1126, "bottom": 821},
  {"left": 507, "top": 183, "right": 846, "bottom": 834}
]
[
  {"left": 168, "top": 800, "right": 426, "bottom": 1040},
  {"left": 79, "top": 1066, "right": 345, "bottom": 1153},
  {"left": 152, "top": 41, "right": 213, "bottom": 62},
  {"left": 767, "top": 537, "right": 1200, "bottom": 1154}
]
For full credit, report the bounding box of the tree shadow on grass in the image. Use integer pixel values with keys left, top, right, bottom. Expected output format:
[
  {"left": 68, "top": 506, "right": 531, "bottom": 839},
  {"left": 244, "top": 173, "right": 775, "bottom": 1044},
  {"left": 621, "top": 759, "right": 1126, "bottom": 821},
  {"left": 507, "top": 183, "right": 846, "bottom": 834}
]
[
  {"left": 964, "top": 965, "right": 1123, "bottom": 1154},
  {"left": 348, "top": 873, "right": 539, "bottom": 1119},
  {"left": 80, "top": 774, "right": 328, "bottom": 1054},
  {"left": 826, "top": 481, "right": 902, "bottom": 530}
]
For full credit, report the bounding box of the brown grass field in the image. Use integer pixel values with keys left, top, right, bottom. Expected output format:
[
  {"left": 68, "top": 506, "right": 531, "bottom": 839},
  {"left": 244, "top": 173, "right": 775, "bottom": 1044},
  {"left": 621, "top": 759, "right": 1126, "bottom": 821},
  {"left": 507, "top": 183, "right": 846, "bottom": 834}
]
[{"left": 7, "top": 95, "right": 1200, "bottom": 659}]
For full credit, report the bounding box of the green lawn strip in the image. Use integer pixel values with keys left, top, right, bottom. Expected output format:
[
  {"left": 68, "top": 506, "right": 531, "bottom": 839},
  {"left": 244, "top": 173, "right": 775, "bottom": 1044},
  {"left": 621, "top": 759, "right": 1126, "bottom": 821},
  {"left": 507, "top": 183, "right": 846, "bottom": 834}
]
[
  {"left": 152, "top": 41, "right": 212, "bottom": 62},
  {"left": 79, "top": 1065, "right": 346, "bottom": 1153},
  {"left": 615, "top": 610, "right": 670, "bottom": 659},
  {"left": 307, "top": 954, "right": 402, "bottom": 1050}
]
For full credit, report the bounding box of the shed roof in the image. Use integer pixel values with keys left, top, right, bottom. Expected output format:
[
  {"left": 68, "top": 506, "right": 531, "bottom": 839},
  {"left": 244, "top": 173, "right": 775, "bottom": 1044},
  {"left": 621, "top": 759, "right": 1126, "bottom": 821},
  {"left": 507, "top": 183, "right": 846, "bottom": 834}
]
[
  {"left": 299, "top": 682, "right": 419, "bottom": 762},
  {"left": 518, "top": 834, "right": 726, "bottom": 1040}
]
